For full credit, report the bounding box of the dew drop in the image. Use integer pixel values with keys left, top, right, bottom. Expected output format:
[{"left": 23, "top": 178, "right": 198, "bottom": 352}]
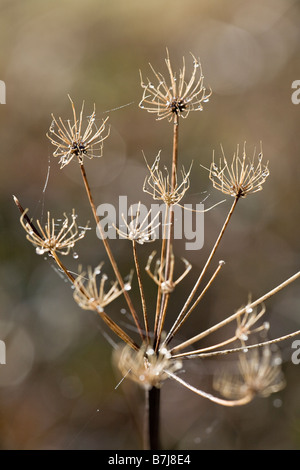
[
  {"left": 36, "top": 247, "right": 45, "bottom": 255},
  {"left": 73, "top": 252, "right": 79, "bottom": 259}
]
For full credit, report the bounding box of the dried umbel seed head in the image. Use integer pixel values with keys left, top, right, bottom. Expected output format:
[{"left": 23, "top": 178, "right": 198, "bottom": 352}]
[
  {"left": 73, "top": 264, "right": 133, "bottom": 312},
  {"left": 139, "top": 49, "right": 211, "bottom": 121},
  {"left": 47, "top": 95, "right": 110, "bottom": 168},
  {"left": 115, "top": 343, "right": 182, "bottom": 389},
  {"left": 208, "top": 143, "right": 269, "bottom": 199},
  {"left": 145, "top": 249, "right": 192, "bottom": 294},
  {"left": 235, "top": 303, "right": 270, "bottom": 343},
  {"left": 114, "top": 202, "right": 161, "bottom": 245},
  {"left": 214, "top": 346, "right": 285, "bottom": 401},
  {"left": 20, "top": 208, "right": 88, "bottom": 255},
  {"left": 143, "top": 153, "right": 191, "bottom": 206}
]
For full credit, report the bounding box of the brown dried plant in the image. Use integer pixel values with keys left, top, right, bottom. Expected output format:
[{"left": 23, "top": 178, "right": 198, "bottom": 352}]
[
  {"left": 15, "top": 50, "right": 300, "bottom": 450},
  {"left": 47, "top": 95, "right": 109, "bottom": 168}
]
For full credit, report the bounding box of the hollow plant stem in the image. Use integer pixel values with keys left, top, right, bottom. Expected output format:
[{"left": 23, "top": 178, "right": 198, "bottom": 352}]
[{"left": 145, "top": 386, "right": 161, "bottom": 450}]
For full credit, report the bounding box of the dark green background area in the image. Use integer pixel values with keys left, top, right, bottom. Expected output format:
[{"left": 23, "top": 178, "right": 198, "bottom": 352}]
[{"left": 0, "top": 0, "right": 299, "bottom": 450}]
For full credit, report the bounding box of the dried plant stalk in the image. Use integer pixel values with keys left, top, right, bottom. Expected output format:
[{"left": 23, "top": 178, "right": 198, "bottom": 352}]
[{"left": 15, "top": 49, "right": 300, "bottom": 451}]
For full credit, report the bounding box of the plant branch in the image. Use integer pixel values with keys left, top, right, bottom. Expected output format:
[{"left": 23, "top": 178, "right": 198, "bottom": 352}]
[
  {"left": 154, "top": 115, "right": 179, "bottom": 350},
  {"left": 79, "top": 163, "right": 144, "bottom": 341},
  {"left": 166, "top": 196, "right": 239, "bottom": 345},
  {"left": 132, "top": 240, "right": 149, "bottom": 343},
  {"left": 171, "top": 270, "right": 300, "bottom": 354}
]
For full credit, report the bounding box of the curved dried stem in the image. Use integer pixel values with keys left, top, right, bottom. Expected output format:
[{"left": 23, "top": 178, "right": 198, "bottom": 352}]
[{"left": 166, "top": 371, "right": 254, "bottom": 407}]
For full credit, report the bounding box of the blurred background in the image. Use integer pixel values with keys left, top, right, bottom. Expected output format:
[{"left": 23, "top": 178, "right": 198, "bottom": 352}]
[{"left": 0, "top": 0, "right": 300, "bottom": 450}]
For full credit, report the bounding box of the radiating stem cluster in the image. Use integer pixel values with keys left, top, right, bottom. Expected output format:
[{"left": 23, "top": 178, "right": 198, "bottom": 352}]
[{"left": 15, "top": 50, "right": 300, "bottom": 451}]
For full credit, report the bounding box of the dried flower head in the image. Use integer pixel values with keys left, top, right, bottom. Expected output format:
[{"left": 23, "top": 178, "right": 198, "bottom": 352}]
[
  {"left": 47, "top": 95, "right": 110, "bottom": 168},
  {"left": 115, "top": 342, "right": 182, "bottom": 389},
  {"left": 208, "top": 143, "right": 269, "bottom": 199},
  {"left": 146, "top": 249, "right": 191, "bottom": 294},
  {"left": 139, "top": 49, "right": 211, "bottom": 121},
  {"left": 143, "top": 153, "right": 191, "bottom": 206},
  {"left": 73, "top": 264, "right": 133, "bottom": 313},
  {"left": 235, "top": 302, "right": 269, "bottom": 343},
  {"left": 20, "top": 208, "right": 88, "bottom": 255},
  {"left": 115, "top": 202, "right": 160, "bottom": 244},
  {"left": 214, "top": 346, "right": 285, "bottom": 401}
]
